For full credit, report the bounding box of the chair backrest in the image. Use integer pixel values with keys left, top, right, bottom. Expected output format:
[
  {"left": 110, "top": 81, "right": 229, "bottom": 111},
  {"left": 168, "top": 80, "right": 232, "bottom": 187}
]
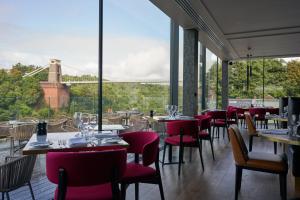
[
  {"left": 166, "top": 120, "right": 198, "bottom": 137},
  {"left": 12, "top": 124, "right": 35, "bottom": 140},
  {"left": 46, "top": 149, "right": 127, "bottom": 187},
  {"left": 0, "top": 123, "right": 11, "bottom": 138},
  {"left": 266, "top": 107, "right": 279, "bottom": 115},
  {"left": 228, "top": 125, "right": 249, "bottom": 166},
  {"left": 227, "top": 107, "right": 238, "bottom": 119},
  {"left": 207, "top": 110, "right": 227, "bottom": 120},
  {"left": 236, "top": 108, "right": 246, "bottom": 115},
  {"left": 120, "top": 131, "right": 159, "bottom": 166},
  {"left": 245, "top": 114, "right": 257, "bottom": 135},
  {"left": 0, "top": 155, "right": 36, "bottom": 191},
  {"left": 194, "top": 115, "right": 211, "bottom": 131},
  {"left": 249, "top": 107, "right": 266, "bottom": 118}
]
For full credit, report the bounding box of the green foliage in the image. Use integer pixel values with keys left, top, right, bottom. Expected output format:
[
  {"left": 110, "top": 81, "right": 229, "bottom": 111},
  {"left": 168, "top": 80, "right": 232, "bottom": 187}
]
[
  {"left": 228, "top": 58, "right": 288, "bottom": 99},
  {"left": 1, "top": 59, "right": 300, "bottom": 122}
]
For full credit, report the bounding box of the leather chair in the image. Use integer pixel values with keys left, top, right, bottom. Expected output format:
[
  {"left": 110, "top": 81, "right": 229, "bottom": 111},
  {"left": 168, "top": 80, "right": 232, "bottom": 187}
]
[
  {"left": 245, "top": 114, "right": 277, "bottom": 154},
  {"left": 228, "top": 125, "right": 288, "bottom": 200}
]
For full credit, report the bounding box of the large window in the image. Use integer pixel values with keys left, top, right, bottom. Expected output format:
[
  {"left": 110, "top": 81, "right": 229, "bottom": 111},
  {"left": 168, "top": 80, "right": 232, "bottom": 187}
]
[
  {"left": 229, "top": 58, "right": 300, "bottom": 107},
  {"left": 0, "top": 0, "right": 98, "bottom": 122},
  {"left": 205, "top": 49, "right": 218, "bottom": 109},
  {"left": 103, "top": 0, "right": 170, "bottom": 124}
]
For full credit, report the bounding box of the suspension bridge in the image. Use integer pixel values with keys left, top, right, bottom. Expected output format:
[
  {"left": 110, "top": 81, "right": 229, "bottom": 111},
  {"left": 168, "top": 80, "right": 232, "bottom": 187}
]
[{"left": 22, "top": 60, "right": 167, "bottom": 85}]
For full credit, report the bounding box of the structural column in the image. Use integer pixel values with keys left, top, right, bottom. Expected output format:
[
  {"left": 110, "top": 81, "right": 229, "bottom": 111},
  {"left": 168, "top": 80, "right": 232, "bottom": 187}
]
[
  {"left": 183, "top": 29, "right": 198, "bottom": 116},
  {"left": 170, "top": 20, "right": 179, "bottom": 106},
  {"left": 221, "top": 60, "right": 229, "bottom": 109},
  {"left": 200, "top": 45, "right": 206, "bottom": 110}
]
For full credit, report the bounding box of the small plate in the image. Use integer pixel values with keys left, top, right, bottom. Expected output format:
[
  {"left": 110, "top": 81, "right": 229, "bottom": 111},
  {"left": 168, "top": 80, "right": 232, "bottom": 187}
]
[{"left": 29, "top": 141, "right": 50, "bottom": 148}]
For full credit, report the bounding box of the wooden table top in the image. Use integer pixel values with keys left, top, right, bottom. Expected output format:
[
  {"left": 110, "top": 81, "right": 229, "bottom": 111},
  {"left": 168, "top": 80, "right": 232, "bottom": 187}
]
[
  {"left": 265, "top": 115, "right": 288, "bottom": 122},
  {"left": 22, "top": 132, "right": 129, "bottom": 155},
  {"left": 258, "top": 129, "right": 300, "bottom": 146}
]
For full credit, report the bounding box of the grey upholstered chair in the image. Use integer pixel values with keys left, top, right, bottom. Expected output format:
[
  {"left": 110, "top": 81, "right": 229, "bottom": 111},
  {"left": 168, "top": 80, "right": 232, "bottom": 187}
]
[{"left": 0, "top": 155, "right": 37, "bottom": 200}]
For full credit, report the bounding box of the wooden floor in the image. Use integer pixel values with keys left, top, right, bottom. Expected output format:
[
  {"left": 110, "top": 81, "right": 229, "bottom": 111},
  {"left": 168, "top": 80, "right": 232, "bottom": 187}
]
[{"left": 7, "top": 128, "right": 300, "bottom": 200}]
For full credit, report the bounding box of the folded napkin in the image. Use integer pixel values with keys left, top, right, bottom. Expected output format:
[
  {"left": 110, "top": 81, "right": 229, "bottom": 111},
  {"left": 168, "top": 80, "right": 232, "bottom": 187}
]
[
  {"left": 94, "top": 131, "right": 118, "bottom": 139},
  {"left": 68, "top": 137, "right": 87, "bottom": 148},
  {"left": 259, "top": 129, "right": 288, "bottom": 135}
]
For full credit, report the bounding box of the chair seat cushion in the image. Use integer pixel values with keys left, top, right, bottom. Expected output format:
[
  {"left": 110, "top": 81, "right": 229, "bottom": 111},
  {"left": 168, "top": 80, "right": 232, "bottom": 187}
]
[
  {"left": 199, "top": 130, "right": 209, "bottom": 138},
  {"left": 212, "top": 120, "right": 227, "bottom": 127},
  {"left": 227, "top": 120, "right": 237, "bottom": 125},
  {"left": 246, "top": 152, "right": 287, "bottom": 172},
  {"left": 121, "top": 163, "right": 156, "bottom": 183},
  {"left": 164, "top": 135, "right": 196, "bottom": 145},
  {"left": 55, "top": 183, "right": 112, "bottom": 200}
]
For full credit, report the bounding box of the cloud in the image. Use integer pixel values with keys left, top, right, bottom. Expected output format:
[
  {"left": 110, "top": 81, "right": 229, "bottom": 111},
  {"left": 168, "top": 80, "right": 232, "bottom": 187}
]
[
  {"left": 0, "top": 22, "right": 170, "bottom": 81},
  {"left": 103, "top": 36, "right": 169, "bottom": 81}
]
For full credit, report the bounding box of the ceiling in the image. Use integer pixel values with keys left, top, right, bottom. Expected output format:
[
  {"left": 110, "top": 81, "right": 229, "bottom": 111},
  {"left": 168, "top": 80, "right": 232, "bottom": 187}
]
[{"left": 150, "top": 0, "right": 300, "bottom": 60}]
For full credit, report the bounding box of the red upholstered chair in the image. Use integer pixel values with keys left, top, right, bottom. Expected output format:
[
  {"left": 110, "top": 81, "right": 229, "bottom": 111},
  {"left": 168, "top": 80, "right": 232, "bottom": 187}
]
[
  {"left": 226, "top": 106, "right": 239, "bottom": 126},
  {"left": 120, "top": 131, "right": 164, "bottom": 200},
  {"left": 46, "top": 149, "right": 127, "bottom": 200},
  {"left": 195, "top": 115, "right": 215, "bottom": 160},
  {"left": 207, "top": 110, "right": 229, "bottom": 141},
  {"left": 236, "top": 108, "right": 247, "bottom": 127},
  {"left": 162, "top": 120, "right": 204, "bottom": 176},
  {"left": 249, "top": 107, "right": 267, "bottom": 128}
]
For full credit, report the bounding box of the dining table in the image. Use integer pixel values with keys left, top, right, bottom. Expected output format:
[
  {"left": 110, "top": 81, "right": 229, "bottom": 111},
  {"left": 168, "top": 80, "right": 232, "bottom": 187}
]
[
  {"left": 257, "top": 129, "right": 300, "bottom": 194},
  {"left": 22, "top": 131, "right": 129, "bottom": 155}
]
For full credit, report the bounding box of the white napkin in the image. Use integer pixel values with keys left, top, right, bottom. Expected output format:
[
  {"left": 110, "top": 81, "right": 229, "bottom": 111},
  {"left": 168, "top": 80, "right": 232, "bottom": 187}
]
[{"left": 68, "top": 137, "right": 87, "bottom": 148}]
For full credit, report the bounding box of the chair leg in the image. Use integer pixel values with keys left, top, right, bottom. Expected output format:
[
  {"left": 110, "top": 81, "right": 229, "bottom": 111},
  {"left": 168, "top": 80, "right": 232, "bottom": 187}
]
[
  {"left": 198, "top": 144, "right": 204, "bottom": 172},
  {"left": 168, "top": 145, "right": 173, "bottom": 162},
  {"left": 5, "top": 193, "right": 9, "bottom": 200},
  {"left": 162, "top": 143, "right": 167, "bottom": 166},
  {"left": 28, "top": 182, "right": 35, "bottom": 200},
  {"left": 209, "top": 137, "right": 215, "bottom": 160},
  {"left": 121, "top": 183, "right": 126, "bottom": 200},
  {"left": 135, "top": 183, "right": 139, "bottom": 200},
  {"left": 226, "top": 126, "right": 230, "bottom": 142},
  {"left": 279, "top": 173, "right": 287, "bottom": 200},
  {"left": 274, "top": 142, "right": 277, "bottom": 154},
  {"left": 189, "top": 147, "right": 192, "bottom": 162},
  {"left": 158, "top": 175, "right": 165, "bottom": 200},
  {"left": 235, "top": 166, "right": 243, "bottom": 200},
  {"left": 178, "top": 145, "right": 184, "bottom": 176},
  {"left": 2, "top": 192, "right": 4, "bottom": 200},
  {"left": 249, "top": 135, "right": 253, "bottom": 152}
]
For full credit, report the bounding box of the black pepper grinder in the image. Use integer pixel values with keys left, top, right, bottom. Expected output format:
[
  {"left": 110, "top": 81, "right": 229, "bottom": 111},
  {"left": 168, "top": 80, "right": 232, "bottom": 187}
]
[
  {"left": 42, "top": 121, "right": 47, "bottom": 135},
  {"left": 37, "top": 122, "right": 43, "bottom": 136}
]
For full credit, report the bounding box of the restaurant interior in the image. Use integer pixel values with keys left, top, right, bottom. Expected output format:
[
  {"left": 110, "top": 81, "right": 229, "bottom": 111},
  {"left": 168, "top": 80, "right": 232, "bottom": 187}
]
[{"left": 1, "top": 0, "right": 300, "bottom": 200}]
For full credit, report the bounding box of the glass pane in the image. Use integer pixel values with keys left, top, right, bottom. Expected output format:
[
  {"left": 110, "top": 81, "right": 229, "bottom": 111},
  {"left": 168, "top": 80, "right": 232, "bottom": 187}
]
[
  {"left": 103, "top": 0, "right": 170, "bottom": 127},
  {"left": 0, "top": 1, "right": 98, "bottom": 128},
  {"left": 206, "top": 49, "right": 217, "bottom": 109},
  {"left": 178, "top": 26, "right": 184, "bottom": 113}
]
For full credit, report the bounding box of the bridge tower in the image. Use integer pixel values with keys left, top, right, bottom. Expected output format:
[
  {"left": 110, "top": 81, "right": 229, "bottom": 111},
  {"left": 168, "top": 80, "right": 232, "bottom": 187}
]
[
  {"left": 48, "top": 59, "right": 62, "bottom": 83},
  {"left": 40, "top": 59, "right": 70, "bottom": 110}
]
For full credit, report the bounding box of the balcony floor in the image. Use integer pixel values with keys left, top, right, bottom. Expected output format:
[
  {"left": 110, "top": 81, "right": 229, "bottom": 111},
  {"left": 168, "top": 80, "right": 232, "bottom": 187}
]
[{"left": 2, "top": 128, "right": 299, "bottom": 200}]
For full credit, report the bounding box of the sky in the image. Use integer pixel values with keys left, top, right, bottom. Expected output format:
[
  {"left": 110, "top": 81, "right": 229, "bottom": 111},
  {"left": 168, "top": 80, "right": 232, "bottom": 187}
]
[
  {"left": 1, "top": 0, "right": 296, "bottom": 81},
  {"left": 0, "top": 0, "right": 172, "bottom": 81}
]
